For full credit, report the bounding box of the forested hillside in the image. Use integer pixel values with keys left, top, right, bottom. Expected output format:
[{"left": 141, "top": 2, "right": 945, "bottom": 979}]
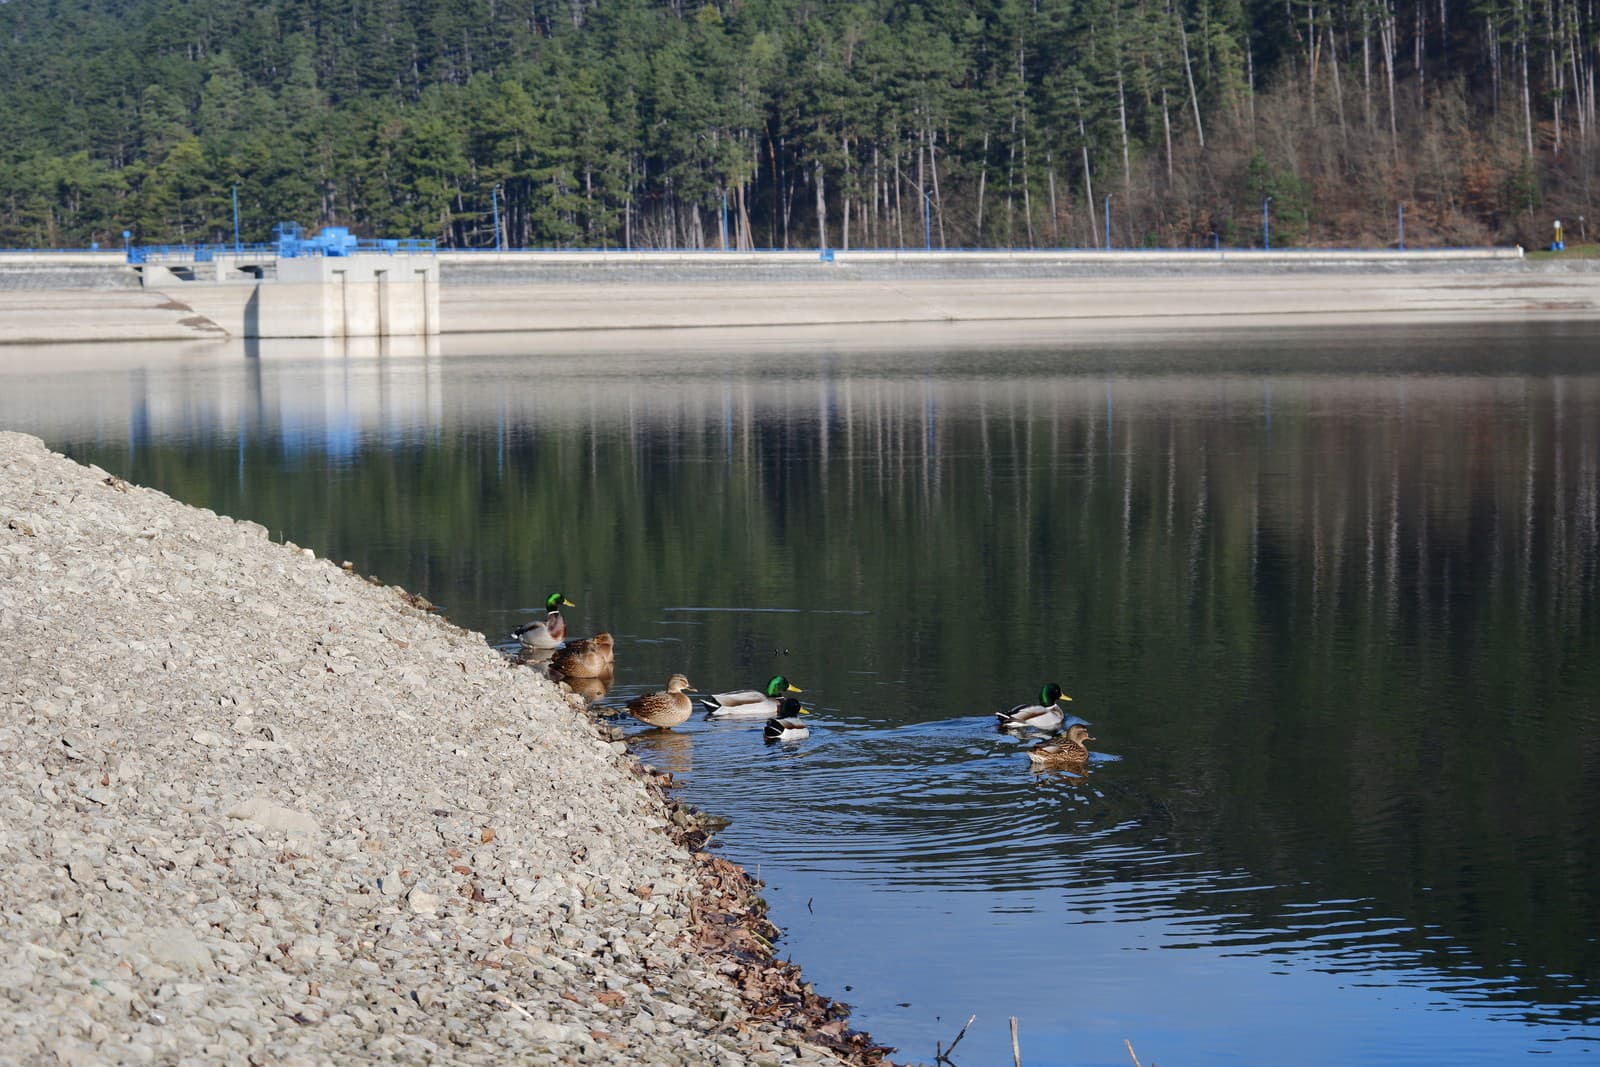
[{"left": 1, "top": 0, "right": 1594, "bottom": 249}]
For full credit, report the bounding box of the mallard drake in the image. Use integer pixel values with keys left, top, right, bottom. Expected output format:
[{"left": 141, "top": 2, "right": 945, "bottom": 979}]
[
  {"left": 1026, "top": 723, "right": 1095, "bottom": 769},
  {"left": 549, "top": 632, "right": 614, "bottom": 677},
  {"left": 627, "top": 674, "right": 696, "bottom": 729},
  {"left": 513, "top": 593, "right": 575, "bottom": 648},
  {"left": 996, "top": 683, "right": 1073, "bottom": 733},
  {"left": 763, "top": 697, "right": 811, "bottom": 741},
  {"left": 703, "top": 675, "right": 803, "bottom": 719}
]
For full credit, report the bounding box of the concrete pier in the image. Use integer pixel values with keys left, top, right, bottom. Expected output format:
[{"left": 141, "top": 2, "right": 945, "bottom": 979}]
[{"left": 132, "top": 253, "right": 440, "bottom": 340}]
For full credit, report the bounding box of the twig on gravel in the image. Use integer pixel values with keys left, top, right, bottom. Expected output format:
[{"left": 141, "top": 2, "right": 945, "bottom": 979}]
[
  {"left": 1010, "top": 1016, "right": 1022, "bottom": 1067},
  {"left": 1125, "top": 1038, "right": 1143, "bottom": 1067}
]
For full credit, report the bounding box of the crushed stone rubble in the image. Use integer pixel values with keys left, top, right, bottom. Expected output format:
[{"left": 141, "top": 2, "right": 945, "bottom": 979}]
[{"left": 0, "top": 431, "right": 869, "bottom": 1066}]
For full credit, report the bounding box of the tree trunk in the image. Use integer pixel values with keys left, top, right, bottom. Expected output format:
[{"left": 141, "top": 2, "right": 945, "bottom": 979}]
[
  {"left": 977, "top": 129, "right": 989, "bottom": 241},
  {"left": 814, "top": 155, "right": 827, "bottom": 249},
  {"left": 1078, "top": 91, "right": 1097, "bottom": 246},
  {"left": 1177, "top": 5, "right": 1207, "bottom": 148},
  {"left": 1161, "top": 86, "right": 1175, "bottom": 181}
]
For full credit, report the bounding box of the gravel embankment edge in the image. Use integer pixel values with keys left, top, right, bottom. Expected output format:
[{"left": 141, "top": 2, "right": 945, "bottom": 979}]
[{"left": 0, "top": 430, "right": 886, "bottom": 1067}]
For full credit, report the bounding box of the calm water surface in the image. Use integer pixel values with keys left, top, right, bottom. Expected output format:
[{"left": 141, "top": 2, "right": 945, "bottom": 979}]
[{"left": 4, "top": 322, "right": 1599, "bottom": 1066}]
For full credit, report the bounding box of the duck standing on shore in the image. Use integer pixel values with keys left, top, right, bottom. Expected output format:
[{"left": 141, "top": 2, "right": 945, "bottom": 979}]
[
  {"left": 627, "top": 674, "right": 696, "bottom": 729},
  {"left": 513, "top": 592, "right": 575, "bottom": 649},
  {"left": 995, "top": 683, "right": 1073, "bottom": 733},
  {"left": 703, "top": 675, "right": 803, "bottom": 719},
  {"left": 550, "top": 632, "right": 615, "bottom": 677},
  {"left": 762, "top": 696, "right": 811, "bottom": 742},
  {"left": 1026, "top": 723, "right": 1095, "bottom": 770}
]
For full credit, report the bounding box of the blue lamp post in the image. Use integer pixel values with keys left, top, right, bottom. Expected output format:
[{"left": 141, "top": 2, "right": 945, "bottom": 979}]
[
  {"left": 1103, "top": 193, "right": 1113, "bottom": 251},
  {"left": 1263, "top": 196, "right": 1273, "bottom": 250},
  {"left": 492, "top": 184, "right": 503, "bottom": 251},
  {"left": 923, "top": 187, "right": 932, "bottom": 250},
  {"left": 1209, "top": 230, "right": 1220, "bottom": 251},
  {"left": 1397, "top": 201, "right": 1405, "bottom": 250},
  {"left": 121, "top": 230, "right": 131, "bottom": 261},
  {"left": 231, "top": 185, "right": 240, "bottom": 252}
]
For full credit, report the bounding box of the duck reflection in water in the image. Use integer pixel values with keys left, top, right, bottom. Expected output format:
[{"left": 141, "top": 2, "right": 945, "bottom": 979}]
[
  {"left": 515, "top": 643, "right": 557, "bottom": 669},
  {"left": 1026, "top": 723, "right": 1096, "bottom": 775},
  {"left": 629, "top": 727, "right": 693, "bottom": 777},
  {"left": 550, "top": 667, "right": 613, "bottom": 704}
]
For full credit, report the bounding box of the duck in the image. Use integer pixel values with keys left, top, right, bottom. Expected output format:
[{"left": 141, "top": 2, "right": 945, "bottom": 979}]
[
  {"left": 763, "top": 697, "right": 811, "bottom": 741},
  {"left": 1026, "top": 723, "right": 1095, "bottom": 769},
  {"left": 703, "top": 675, "right": 803, "bottom": 719},
  {"left": 512, "top": 592, "right": 575, "bottom": 649},
  {"left": 995, "top": 683, "right": 1073, "bottom": 733},
  {"left": 549, "top": 632, "right": 614, "bottom": 677},
  {"left": 626, "top": 674, "right": 696, "bottom": 729}
]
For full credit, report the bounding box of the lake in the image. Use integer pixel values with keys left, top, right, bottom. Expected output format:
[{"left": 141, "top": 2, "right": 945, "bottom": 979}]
[{"left": 4, "top": 320, "right": 1598, "bottom": 1066}]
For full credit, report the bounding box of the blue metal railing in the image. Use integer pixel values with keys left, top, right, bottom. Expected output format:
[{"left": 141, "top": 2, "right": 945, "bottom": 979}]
[{"left": 125, "top": 224, "right": 438, "bottom": 265}]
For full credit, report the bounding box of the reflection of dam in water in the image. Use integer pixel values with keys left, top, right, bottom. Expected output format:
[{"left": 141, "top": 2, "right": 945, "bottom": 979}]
[{"left": 12, "top": 336, "right": 1600, "bottom": 646}]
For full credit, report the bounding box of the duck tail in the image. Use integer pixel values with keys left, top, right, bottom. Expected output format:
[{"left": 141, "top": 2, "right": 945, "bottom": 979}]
[{"left": 701, "top": 695, "right": 724, "bottom": 710}]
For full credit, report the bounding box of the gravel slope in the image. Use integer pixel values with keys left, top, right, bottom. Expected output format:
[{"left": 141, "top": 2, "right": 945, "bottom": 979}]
[{"left": 0, "top": 431, "right": 858, "bottom": 1066}]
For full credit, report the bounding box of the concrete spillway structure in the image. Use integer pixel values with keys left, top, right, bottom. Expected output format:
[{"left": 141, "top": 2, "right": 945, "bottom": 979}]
[{"left": 136, "top": 253, "right": 440, "bottom": 339}]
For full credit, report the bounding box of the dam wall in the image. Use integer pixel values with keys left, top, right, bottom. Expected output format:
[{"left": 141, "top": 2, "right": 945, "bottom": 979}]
[{"left": 1, "top": 247, "right": 1596, "bottom": 345}]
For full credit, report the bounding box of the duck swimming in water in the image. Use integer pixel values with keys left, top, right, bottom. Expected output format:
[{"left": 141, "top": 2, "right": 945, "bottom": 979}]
[
  {"left": 627, "top": 674, "right": 696, "bottom": 729},
  {"left": 995, "top": 683, "right": 1073, "bottom": 733},
  {"left": 550, "top": 632, "right": 614, "bottom": 677},
  {"left": 513, "top": 592, "right": 575, "bottom": 649},
  {"left": 703, "top": 675, "right": 803, "bottom": 719},
  {"left": 1026, "top": 723, "right": 1095, "bottom": 770},
  {"left": 762, "top": 697, "right": 811, "bottom": 742}
]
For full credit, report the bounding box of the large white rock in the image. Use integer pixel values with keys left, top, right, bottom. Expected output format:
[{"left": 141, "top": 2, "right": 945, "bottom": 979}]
[{"left": 225, "top": 796, "right": 322, "bottom": 838}]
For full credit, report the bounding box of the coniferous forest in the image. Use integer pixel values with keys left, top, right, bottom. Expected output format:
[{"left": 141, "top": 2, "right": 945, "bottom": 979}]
[{"left": 1, "top": 0, "right": 1596, "bottom": 250}]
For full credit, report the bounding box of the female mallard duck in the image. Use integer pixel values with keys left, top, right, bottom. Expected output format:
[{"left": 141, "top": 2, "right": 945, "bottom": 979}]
[
  {"left": 1026, "top": 723, "right": 1095, "bottom": 769},
  {"left": 703, "top": 675, "right": 803, "bottom": 719},
  {"left": 513, "top": 592, "right": 575, "bottom": 649},
  {"left": 627, "top": 674, "right": 696, "bottom": 729},
  {"left": 550, "top": 632, "right": 614, "bottom": 677},
  {"left": 996, "top": 683, "right": 1073, "bottom": 733},
  {"left": 763, "top": 697, "right": 811, "bottom": 741}
]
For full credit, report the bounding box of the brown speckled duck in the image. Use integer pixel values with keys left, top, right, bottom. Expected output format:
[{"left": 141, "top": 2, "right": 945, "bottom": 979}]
[
  {"left": 1026, "top": 723, "right": 1095, "bottom": 769},
  {"left": 550, "top": 632, "right": 614, "bottom": 677},
  {"left": 627, "top": 674, "right": 696, "bottom": 729}
]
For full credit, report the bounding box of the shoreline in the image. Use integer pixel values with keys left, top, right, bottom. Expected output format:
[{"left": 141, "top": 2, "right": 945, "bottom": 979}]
[
  {"left": 0, "top": 253, "right": 1596, "bottom": 344},
  {"left": 0, "top": 431, "right": 887, "bottom": 1066}
]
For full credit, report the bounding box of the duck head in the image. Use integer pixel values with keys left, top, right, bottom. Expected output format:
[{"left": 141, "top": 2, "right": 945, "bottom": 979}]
[
  {"left": 545, "top": 592, "right": 576, "bottom": 611},
  {"left": 1040, "top": 683, "right": 1072, "bottom": 707},
  {"left": 765, "top": 675, "right": 803, "bottom": 698}
]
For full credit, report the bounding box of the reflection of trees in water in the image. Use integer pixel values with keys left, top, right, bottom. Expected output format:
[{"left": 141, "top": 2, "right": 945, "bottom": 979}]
[{"left": 56, "top": 362, "right": 1600, "bottom": 1021}]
